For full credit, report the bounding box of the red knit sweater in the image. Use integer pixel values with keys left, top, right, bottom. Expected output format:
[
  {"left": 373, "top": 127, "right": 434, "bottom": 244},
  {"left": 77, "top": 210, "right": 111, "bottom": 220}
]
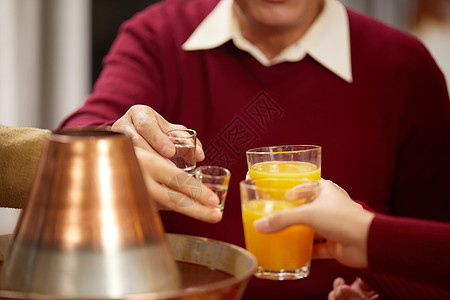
[
  {"left": 355, "top": 214, "right": 450, "bottom": 299},
  {"left": 60, "top": 0, "right": 450, "bottom": 299}
]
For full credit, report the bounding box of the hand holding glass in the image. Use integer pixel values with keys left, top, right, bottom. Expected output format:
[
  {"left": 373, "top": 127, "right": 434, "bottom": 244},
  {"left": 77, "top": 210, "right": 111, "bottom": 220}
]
[
  {"left": 240, "top": 178, "right": 320, "bottom": 281},
  {"left": 244, "top": 145, "right": 321, "bottom": 280}
]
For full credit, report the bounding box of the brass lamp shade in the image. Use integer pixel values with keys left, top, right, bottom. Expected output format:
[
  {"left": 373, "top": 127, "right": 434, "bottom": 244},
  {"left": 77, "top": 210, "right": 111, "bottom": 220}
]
[{"left": 0, "top": 128, "right": 181, "bottom": 298}]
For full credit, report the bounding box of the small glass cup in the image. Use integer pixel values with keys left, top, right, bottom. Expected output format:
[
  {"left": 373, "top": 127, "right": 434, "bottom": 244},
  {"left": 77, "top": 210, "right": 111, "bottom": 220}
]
[
  {"left": 240, "top": 178, "right": 319, "bottom": 280},
  {"left": 194, "top": 166, "right": 231, "bottom": 213},
  {"left": 166, "top": 129, "right": 197, "bottom": 173}
]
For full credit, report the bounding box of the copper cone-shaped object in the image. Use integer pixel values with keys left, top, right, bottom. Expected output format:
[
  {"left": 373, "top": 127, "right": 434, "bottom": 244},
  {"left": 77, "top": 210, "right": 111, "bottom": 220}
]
[{"left": 0, "top": 128, "right": 181, "bottom": 298}]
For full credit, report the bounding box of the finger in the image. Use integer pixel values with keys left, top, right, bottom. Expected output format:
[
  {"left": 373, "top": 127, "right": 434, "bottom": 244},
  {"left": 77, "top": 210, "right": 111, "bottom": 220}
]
[
  {"left": 324, "top": 179, "right": 353, "bottom": 200},
  {"left": 352, "top": 278, "right": 364, "bottom": 289},
  {"left": 253, "top": 207, "right": 309, "bottom": 233},
  {"left": 195, "top": 138, "right": 205, "bottom": 162},
  {"left": 136, "top": 148, "right": 221, "bottom": 223},
  {"left": 163, "top": 171, "right": 220, "bottom": 208},
  {"left": 332, "top": 286, "right": 348, "bottom": 300},
  {"left": 285, "top": 181, "right": 321, "bottom": 203},
  {"left": 112, "top": 117, "right": 159, "bottom": 154},
  {"left": 328, "top": 289, "right": 338, "bottom": 300},
  {"left": 146, "top": 178, "right": 222, "bottom": 223},
  {"left": 333, "top": 277, "right": 346, "bottom": 290},
  {"left": 354, "top": 278, "right": 378, "bottom": 298},
  {"left": 130, "top": 107, "right": 176, "bottom": 158},
  {"left": 136, "top": 148, "right": 219, "bottom": 208},
  {"left": 338, "top": 285, "right": 367, "bottom": 300},
  {"left": 329, "top": 281, "right": 349, "bottom": 300}
]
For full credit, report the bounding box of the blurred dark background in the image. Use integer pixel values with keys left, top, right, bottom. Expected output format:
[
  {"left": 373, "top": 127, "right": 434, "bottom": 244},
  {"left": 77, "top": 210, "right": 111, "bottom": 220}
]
[{"left": 92, "top": 0, "right": 161, "bottom": 84}]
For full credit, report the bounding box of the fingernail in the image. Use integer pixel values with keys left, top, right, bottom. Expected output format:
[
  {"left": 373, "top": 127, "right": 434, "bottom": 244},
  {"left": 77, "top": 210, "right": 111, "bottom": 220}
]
[
  {"left": 161, "top": 145, "right": 174, "bottom": 157},
  {"left": 197, "top": 146, "right": 205, "bottom": 161},
  {"left": 210, "top": 210, "right": 222, "bottom": 223},
  {"left": 253, "top": 218, "right": 269, "bottom": 231}
]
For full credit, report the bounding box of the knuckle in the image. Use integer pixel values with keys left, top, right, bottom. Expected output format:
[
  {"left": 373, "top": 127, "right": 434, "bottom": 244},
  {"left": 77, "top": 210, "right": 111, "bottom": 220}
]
[
  {"left": 129, "top": 104, "right": 145, "bottom": 112},
  {"left": 134, "top": 118, "right": 153, "bottom": 132},
  {"left": 130, "top": 134, "right": 143, "bottom": 145},
  {"left": 172, "top": 124, "right": 187, "bottom": 130}
]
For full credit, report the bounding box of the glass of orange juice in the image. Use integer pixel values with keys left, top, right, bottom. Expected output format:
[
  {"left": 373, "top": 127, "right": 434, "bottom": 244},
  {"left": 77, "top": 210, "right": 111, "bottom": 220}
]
[
  {"left": 240, "top": 178, "right": 320, "bottom": 280},
  {"left": 244, "top": 145, "right": 321, "bottom": 280},
  {"left": 246, "top": 145, "right": 321, "bottom": 183}
]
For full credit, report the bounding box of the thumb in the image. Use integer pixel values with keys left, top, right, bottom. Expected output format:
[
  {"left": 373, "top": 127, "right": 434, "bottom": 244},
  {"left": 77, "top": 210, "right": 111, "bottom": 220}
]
[{"left": 253, "top": 207, "right": 310, "bottom": 233}]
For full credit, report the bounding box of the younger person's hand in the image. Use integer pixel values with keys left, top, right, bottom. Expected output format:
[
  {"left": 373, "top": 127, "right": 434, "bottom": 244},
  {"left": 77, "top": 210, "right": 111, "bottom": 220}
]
[
  {"left": 328, "top": 277, "right": 379, "bottom": 300},
  {"left": 254, "top": 179, "right": 375, "bottom": 268}
]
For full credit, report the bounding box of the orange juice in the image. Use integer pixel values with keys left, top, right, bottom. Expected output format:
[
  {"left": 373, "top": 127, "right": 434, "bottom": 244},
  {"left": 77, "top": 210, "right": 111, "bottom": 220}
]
[
  {"left": 249, "top": 161, "right": 321, "bottom": 199},
  {"left": 242, "top": 199, "right": 314, "bottom": 270},
  {"left": 249, "top": 161, "right": 321, "bottom": 182},
  {"left": 243, "top": 160, "right": 320, "bottom": 274}
]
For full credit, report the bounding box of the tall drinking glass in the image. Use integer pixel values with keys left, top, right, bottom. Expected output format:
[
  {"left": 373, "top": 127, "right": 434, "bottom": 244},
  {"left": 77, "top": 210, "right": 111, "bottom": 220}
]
[
  {"left": 240, "top": 178, "right": 319, "bottom": 280},
  {"left": 244, "top": 145, "right": 321, "bottom": 279},
  {"left": 246, "top": 145, "right": 321, "bottom": 184}
]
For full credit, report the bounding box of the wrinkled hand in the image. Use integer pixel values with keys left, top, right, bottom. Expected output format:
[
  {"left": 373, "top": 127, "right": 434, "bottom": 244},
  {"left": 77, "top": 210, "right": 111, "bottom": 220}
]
[
  {"left": 254, "top": 179, "right": 375, "bottom": 268},
  {"left": 112, "top": 105, "right": 204, "bottom": 161},
  {"left": 328, "top": 277, "right": 379, "bottom": 300},
  {"left": 134, "top": 147, "right": 221, "bottom": 223}
]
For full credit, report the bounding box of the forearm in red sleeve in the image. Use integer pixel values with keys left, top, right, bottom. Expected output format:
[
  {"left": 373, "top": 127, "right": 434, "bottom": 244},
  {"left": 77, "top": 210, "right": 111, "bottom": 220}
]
[
  {"left": 59, "top": 15, "right": 165, "bottom": 128},
  {"left": 367, "top": 213, "right": 450, "bottom": 291}
]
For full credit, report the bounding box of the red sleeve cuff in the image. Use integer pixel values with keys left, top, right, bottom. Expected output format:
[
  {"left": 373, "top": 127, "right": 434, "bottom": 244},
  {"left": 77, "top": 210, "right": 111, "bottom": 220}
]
[
  {"left": 354, "top": 200, "right": 375, "bottom": 212},
  {"left": 367, "top": 213, "right": 450, "bottom": 291}
]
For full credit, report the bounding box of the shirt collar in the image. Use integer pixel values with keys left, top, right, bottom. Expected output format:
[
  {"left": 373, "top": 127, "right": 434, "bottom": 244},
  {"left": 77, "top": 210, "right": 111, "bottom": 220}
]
[{"left": 182, "top": 0, "right": 352, "bottom": 83}]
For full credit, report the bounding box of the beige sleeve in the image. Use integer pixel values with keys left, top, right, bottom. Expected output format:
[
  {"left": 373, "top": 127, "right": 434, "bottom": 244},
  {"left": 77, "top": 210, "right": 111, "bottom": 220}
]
[{"left": 0, "top": 125, "right": 49, "bottom": 208}]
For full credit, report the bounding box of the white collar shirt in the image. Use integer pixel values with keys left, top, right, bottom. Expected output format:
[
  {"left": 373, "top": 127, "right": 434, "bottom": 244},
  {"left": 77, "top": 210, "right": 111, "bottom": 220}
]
[{"left": 182, "top": 0, "right": 353, "bottom": 83}]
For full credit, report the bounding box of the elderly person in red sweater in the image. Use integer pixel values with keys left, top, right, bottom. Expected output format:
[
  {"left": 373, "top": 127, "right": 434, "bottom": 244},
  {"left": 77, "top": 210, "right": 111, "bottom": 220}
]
[{"left": 59, "top": 0, "right": 450, "bottom": 298}]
